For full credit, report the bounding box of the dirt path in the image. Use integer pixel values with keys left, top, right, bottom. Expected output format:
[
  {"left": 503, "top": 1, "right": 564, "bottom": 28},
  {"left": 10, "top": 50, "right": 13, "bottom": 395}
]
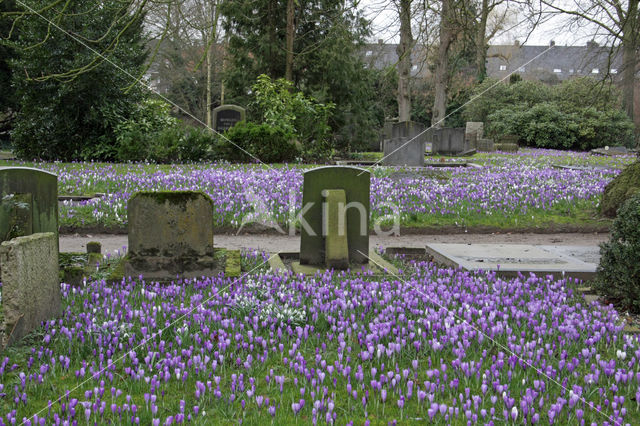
[{"left": 60, "top": 232, "right": 609, "bottom": 255}]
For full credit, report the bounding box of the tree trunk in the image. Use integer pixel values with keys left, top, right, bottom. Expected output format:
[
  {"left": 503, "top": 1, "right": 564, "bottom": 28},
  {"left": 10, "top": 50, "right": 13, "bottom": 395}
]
[
  {"left": 396, "top": 0, "right": 413, "bottom": 121},
  {"left": 285, "top": 0, "right": 295, "bottom": 81},
  {"left": 621, "top": 0, "right": 638, "bottom": 125},
  {"left": 432, "top": 0, "right": 454, "bottom": 128},
  {"left": 268, "top": 0, "right": 278, "bottom": 78},
  {"left": 475, "top": 0, "right": 488, "bottom": 82},
  {"left": 206, "top": 45, "right": 213, "bottom": 127}
]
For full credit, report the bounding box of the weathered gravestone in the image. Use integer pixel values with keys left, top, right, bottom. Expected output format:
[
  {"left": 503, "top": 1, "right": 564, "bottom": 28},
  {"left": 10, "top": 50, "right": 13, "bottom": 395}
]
[
  {"left": 125, "top": 191, "right": 216, "bottom": 279},
  {"left": 0, "top": 167, "right": 58, "bottom": 245},
  {"left": 299, "top": 166, "right": 370, "bottom": 267},
  {"left": 0, "top": 233, "right": 61, "bottom": 348},
  {"left": 213, "top": 105, "right": 246, "bottom": 133},
  {"left": 465, "top": 122, "right": 484, "bottom": 148},
  {"left": 383, "top": 121, "right": 426, "bottom": 167},
  {"left": 477, "top": 138, "right": 495, "bottom": 152},
  {"left": 431, "top": 128, "right": 466, "bottom": 155}
]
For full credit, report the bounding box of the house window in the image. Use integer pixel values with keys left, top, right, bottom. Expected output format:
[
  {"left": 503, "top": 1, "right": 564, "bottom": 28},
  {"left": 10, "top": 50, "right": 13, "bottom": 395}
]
[
  {"left": 365, "top": 50, "right": 372, "bottom": 56},
  {"left": 518, "top": 67, "right": 525, "bottom": 72},
  {"left": 412, "top": 65, "right": 418, "bottom": 71},
  {"left": 592, "top": 68, "right": 599, "bottom": 74},
  {"left": 553, "top": 68, "right": 562, "bottom": 73},
  {"left": 569, "top": 69, "right": 574, "bottom": 73},
  {"left": 499, "top": 65, "right": 507, "bottom": 71},
  {"left": 611, "top": 68, "right": 618, "bottom": 74}
]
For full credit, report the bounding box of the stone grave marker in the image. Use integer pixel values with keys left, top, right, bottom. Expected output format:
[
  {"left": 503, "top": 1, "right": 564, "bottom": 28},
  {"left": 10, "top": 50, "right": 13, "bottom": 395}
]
[
  {"left": 383, "top": 121, "right": 426, "bottom": 167},
  {"left": 300, "top": 166, "right": 370, "bottom": 266},
  {"left": 125, "top": 191, "right": 217, "bottom": 279},
  {"left": 425, "top": 243, "right": 598, "bottom": 281},
  {"left": 431, "top": 128, "right": 466, "bottom": 155},
  {"left": 590, "top": 146, "right": 630, "bottom": 156},
  {"left": 477, "top": 138, "right": 495, "bottom": 152},
  {"left": 213, "top": 104, "right": 246, "bottom": 133},
  {"left": 0, "top": 167, "right": 58, "bottom": 245},
  {"left": 0, "top": 232, "right": 61, "bottom": 348},
  {"left": 465, "top": 122, "right": 484, "bottom": 148}
]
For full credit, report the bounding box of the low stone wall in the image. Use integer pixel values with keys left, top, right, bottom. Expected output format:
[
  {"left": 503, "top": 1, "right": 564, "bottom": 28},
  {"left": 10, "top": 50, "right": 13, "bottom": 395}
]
[{"left": 0, "top": 232, "right": 61, "bottom": 348}]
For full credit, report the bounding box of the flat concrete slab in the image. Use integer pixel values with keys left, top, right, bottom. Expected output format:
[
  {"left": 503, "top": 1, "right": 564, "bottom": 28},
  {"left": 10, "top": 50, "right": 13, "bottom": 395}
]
[
  {"left": 273, "top": 250, "right": 399, "bottom": 276},
  {"left": 425, "top": 243, "right": 599, "bottom": 281}
]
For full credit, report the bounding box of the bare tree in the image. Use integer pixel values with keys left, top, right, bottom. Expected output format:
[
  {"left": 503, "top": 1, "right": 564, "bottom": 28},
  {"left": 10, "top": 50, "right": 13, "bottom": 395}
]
[
  {"left": 396, "top": 0, "right": 414, "bottom": 121},
  {"left": 475, "top": 0, "right": 508, "bottom": 80},
  {"left": 530, "top": 0, "right": 639, "bottom": 124},
  {"left": 432, "top": 0, "right": 456, "bottom": 127}
]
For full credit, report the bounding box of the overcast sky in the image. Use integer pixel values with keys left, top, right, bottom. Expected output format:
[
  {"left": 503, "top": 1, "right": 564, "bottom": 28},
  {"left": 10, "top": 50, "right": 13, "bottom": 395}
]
[{"left": 361, "top": 1, "right": 610, "bottom": 47}]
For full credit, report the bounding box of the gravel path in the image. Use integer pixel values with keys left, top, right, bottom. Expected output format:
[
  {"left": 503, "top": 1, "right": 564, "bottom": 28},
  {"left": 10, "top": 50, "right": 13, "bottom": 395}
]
[{"left": 60, "top": 232, "right": 609, "bottom": 255}]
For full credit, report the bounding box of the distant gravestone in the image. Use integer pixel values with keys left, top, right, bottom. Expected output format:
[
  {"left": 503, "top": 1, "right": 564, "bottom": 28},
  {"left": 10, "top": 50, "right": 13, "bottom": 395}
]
[
  {"left": 383, "top": 121, "right": 426, "bottom": 167},
  {"left": 477, "top": 138, "right": 495, "bottom": 152},
  {"left": 300, "top": 166, "right": 370, "bottom": 266},
  {"left": 497, "top": 134, "right": 519, "bottom": 145},
  {"left": 0, "top": 167, "right": 58, "bottom": 245},
  {"left": 125, "top": 191, "right": 216, "bottom": 279},
  {"left": 431, "top": 128, "right": 466, "bottom": 155},
  {"left": 465, "top": 122, "right": 484, "bottom": 148},
  {"left": 0, "top": 232, "right": 61, "bottom": 348},
  {"left": 213, "top": 104, "right": 246, "bottom": 133},
  {"left": 591, "top": 146, "right": 629, "bottom": 156}
]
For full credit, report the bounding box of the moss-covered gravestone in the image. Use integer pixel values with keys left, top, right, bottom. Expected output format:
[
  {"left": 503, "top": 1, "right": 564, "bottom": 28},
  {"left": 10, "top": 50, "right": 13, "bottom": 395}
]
[
  {"left": 125, "top": 191, "right": 216, "bottom": 279},
  {"left": 300, "top": 166, "right": 370, "bottom": 267},
  {"left": 0, "top": 167, "right": 58, "bottom": 245},
  {"left": 0, "top": 233, "right": 61, "bottom": 348}
]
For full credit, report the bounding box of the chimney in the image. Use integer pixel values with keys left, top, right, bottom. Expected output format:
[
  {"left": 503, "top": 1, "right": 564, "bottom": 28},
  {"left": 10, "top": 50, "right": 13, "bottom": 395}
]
[
  {"left": 378, "top": 39, "right": 383, "bottom": 44},
  {"left": 549, "top": 40, "right": 555, "bottom": 46},
  {"left": 586, "top": 40, "right": 599, "bottom": 48},
  {"left": 514, "top": 40, "right": 520, "bottom": 47}
]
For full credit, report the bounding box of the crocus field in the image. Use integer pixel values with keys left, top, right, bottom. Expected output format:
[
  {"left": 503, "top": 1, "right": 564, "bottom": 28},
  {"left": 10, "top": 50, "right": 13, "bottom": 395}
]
[
  {"left": 1, "top": 148, "right": 636, "bottom": 231},
  {"left": 2, "top": 252, "right": 640, "bottom": 425},
  {"left": 1, "top": 149, "right": 640, "bottom": 425}
]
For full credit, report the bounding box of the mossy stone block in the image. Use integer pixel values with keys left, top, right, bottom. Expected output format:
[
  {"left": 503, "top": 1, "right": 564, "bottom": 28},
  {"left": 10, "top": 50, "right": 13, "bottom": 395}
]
[
  {"left": 224, "top": 250, "right": 242, "bottom": 277},
  {"left": 600, "top": 162, "right": 640, "bottom": 217},
  {"left": 300, "top": 167, "right": 370, "bottom": 266},
  {"left": 86, "top": 241, "right": 102, "bottom": 254},
  {"left": 128, "top": 191, "right": 214, "bottom": 258}
]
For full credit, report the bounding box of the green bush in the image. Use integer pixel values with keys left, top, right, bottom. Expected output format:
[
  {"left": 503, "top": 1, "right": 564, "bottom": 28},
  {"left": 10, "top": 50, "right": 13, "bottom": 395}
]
[
  {"left": 250, "top": 74, "right": 333, "bottom": 160},
  {"left": 466, "top": 77, "right": 634, "bottom": 151},
  {"left": 218, "top": 121, "right": 298, "bottom": 163},
  {"left": 488, "top": 103, "right": 578, "bottom": 149},
  {"left": 593, "top": 193, "right": 640, "bottom": 313}
]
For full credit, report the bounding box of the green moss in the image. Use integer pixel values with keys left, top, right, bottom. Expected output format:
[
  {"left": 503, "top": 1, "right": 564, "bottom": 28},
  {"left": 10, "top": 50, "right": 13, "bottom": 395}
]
[
  {"left": 61, "top": 266, "right": 85, "bottom": 286},
  {"left": 600, "top": 161, "right": 640, "bottom": 217},
  {"left": 59, "top": 252, "right": 87, "bottom": 269},
  {"left": 225, "top": 250, "right": 242, "bottom": 277},
  {"left": 105, "top": 255, "right": 126, "bottom": 283},
  {"left": 86, "top": 241, "right": 101, "bottom": 254},
  {"left": 132, "top": 191, "right": 213, "bottom": 207}
]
